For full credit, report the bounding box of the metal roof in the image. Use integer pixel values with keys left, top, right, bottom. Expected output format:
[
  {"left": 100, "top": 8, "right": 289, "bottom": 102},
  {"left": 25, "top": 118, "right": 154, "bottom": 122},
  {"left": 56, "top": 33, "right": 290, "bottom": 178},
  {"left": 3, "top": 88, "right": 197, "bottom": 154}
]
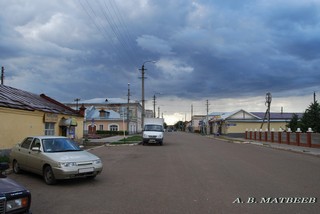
[
  {"left": 85, "top": 106, "right": 121, "bottom": 120},
  {"left": 0, "top": 84, "right": 79, "bottom": 115},
  {"left": 80, "top": 98, "right": 128, "bottom": 104},
  {"left": 250, "top": 112, "right": 303, "bottom": 120},
  {"left": 208, "top": 110, "right": 303, "bottom": 121}
]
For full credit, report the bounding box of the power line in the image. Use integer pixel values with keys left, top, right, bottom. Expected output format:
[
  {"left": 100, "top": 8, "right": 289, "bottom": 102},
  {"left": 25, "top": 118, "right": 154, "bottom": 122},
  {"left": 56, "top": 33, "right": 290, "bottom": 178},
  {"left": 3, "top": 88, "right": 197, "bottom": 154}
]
[
  {"left": 78, "top": 0, "right": 139, "bottom": 69},
  {"left": 78, "top": 0, "right": 126, "bottom": 61},
  {"left": 107, "top": 0, "right": 139, "bottom": 64}
]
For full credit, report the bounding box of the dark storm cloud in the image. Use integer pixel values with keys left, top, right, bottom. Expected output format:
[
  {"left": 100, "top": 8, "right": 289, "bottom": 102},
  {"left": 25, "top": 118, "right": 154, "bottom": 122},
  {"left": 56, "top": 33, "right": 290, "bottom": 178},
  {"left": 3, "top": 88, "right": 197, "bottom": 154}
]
[{"left": 1, "top": 0, "right": 320, "bottom": 113}]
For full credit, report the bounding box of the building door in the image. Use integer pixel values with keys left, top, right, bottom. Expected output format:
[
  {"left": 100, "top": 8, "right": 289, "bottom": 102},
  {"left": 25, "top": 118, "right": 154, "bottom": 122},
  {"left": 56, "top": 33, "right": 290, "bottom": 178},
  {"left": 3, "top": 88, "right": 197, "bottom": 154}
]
[
  {"left": 88, "top": 125, "right": 96, "bottom": 134},
  {"left": 61, "top": 126, "right": 67, "bottom": 136}
]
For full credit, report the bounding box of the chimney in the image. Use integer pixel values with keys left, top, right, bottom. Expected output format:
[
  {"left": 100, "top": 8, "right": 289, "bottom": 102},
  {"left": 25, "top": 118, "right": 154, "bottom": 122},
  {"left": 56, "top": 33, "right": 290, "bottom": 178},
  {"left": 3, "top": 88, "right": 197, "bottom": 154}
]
[{"left": 79, "top": 104, "right": 86, "bottom": 117}]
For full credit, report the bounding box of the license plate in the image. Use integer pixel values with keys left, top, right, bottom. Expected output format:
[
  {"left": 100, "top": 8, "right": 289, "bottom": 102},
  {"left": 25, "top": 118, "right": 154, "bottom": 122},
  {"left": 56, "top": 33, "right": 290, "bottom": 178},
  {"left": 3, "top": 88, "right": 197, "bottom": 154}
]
[{"left": 79, "top": 168, "right": 94, "bottom": 173}]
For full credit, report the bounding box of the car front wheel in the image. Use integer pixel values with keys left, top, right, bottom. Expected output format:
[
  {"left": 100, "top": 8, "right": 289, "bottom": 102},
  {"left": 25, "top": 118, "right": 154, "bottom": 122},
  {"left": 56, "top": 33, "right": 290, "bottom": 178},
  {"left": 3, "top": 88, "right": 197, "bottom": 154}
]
[
  {"left": 43, "top": 165, "right": 57, "bottom": 185},
  {"left": 13, "top": 160, "right": 21, "bottom": 174}
]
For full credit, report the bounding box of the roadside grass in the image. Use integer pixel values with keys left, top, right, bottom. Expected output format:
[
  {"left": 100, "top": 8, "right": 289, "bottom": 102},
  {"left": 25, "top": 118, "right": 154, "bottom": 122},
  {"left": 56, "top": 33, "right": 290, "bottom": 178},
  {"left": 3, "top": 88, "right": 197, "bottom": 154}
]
[{"left": 110, "top": 135, "right": 142, "bottom": 145}]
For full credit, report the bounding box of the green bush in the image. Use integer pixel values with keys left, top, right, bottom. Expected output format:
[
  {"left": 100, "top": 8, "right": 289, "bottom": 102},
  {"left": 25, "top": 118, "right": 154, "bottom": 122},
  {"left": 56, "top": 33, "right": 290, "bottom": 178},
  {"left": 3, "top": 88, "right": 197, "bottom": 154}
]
[
  {"left": 0, "top": 156, "right": 9, "bottom": 163},
  {"left": 96, "top": 130, "right": 128, "bottom": 136}
]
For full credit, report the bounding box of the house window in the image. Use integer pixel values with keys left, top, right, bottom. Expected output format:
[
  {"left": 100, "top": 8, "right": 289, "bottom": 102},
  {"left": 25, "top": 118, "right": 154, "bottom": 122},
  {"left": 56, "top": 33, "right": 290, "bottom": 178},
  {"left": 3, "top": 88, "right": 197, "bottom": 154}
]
[
  {"left": 99, "top": 125, "right": 104, "bottom": 131},
  {"left": 45, "top": 122, "right": 55, "bottom": 135},
  {"left": 110, "top": 125, "right": 118, "bottom": 131}
]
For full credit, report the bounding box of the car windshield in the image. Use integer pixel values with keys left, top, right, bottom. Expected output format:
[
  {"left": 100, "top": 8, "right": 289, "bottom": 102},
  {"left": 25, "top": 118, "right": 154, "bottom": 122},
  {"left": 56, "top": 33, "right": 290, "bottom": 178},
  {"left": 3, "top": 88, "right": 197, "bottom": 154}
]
[
  {"left": 144, "top": 125, "right": 163, "bottom": 132},
  {"left": 42, "top": 138, "right": 82, "bottom": 152}
]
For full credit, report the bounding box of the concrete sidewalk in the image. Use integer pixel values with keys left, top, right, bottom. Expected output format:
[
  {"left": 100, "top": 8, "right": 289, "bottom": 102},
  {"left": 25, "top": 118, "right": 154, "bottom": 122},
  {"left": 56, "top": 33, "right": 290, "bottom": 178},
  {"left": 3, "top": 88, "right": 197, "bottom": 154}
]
[{"left": 215, "top": 136, "right": 320, "bottom": 157}]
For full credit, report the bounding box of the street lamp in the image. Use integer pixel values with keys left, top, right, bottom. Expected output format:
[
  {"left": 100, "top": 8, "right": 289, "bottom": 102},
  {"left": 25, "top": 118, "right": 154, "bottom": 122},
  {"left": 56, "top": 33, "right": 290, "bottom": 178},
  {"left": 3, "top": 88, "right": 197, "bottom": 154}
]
[{"left": 140, "top": 60, "right": 156, "bottom": 129}]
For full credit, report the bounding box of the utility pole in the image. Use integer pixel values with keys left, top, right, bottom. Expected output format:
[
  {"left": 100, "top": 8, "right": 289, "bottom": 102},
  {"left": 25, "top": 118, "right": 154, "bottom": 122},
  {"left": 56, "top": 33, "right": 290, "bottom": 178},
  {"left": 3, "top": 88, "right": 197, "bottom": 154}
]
[
  {"left": 74, "top": 98, "right": 81, "bottom": 111},
  {"left": 158, "top": 106, "right": 160, "bottom": 118},
  {"left": 153, "top": 94, "right": 156, "bottom": 118},
  {"left": 140, "top": 65, "right": 145, "bottom": 128},
  {"left": 314, "top": 91, "right": 316, "bottom": 103},
  {"left": 260, "top": 92, "right": 272, "bottom": 131},
  {"left": 139, "top": 61, "right": 156, "bottom": 130},
  {"left": 206, "top": 100, "right": 210, "bottom": 135},
  {"left": 127, "top": 83, "right": 130, "bottom": 134},
  {"left": 1, "top": 66, "right": 4, "bottom": 85},
  {"left": 191, "top": 104, "right": 194, "bottom": 132}
]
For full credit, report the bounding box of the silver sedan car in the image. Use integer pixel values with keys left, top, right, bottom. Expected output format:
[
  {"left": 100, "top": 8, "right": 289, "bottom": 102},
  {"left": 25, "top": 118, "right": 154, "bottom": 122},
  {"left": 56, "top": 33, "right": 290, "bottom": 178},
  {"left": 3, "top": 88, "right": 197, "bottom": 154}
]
[{"left": 10, "top": 136, "right": 103, "bottom": 185}]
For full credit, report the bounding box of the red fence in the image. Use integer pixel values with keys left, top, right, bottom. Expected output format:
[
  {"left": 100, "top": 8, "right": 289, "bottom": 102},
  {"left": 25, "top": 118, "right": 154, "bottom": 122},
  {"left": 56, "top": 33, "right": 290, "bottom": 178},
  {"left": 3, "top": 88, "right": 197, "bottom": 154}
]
[{"left": 245, "top": 130, "right": 320, "bottom": 148}]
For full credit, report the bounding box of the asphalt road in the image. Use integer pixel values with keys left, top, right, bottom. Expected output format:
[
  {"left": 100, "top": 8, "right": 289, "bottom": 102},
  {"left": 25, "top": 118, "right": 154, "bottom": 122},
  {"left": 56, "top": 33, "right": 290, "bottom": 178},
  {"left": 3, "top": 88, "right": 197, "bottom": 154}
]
[{"left": 8, "top": 132, "right": 320, "bottom": 214}]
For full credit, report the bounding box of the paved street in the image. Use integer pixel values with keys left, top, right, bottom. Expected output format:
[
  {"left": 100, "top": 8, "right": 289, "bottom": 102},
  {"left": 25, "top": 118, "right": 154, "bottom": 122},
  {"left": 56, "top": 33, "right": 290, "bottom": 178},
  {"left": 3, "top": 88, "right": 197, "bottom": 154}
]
[{"left": 8, "top": 132, "right": 320, "bottom": 214}]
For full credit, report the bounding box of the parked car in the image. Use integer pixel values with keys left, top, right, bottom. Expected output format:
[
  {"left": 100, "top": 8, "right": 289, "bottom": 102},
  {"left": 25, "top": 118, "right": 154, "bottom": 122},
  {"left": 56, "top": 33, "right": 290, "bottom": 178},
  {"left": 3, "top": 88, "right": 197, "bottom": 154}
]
[
  {"left": 0, "top": 162, "right": 32, "bottom": 214},
  {"left": 10, "top": 136, "right": 103, "bottom": 185}
]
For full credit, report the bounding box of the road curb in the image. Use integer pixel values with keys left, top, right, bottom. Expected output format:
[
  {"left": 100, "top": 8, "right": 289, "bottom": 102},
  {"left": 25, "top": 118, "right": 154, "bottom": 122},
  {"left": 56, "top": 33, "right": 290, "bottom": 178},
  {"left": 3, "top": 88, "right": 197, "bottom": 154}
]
[{"left": 207, "top": 135, "right": 320, "bottom": 157}]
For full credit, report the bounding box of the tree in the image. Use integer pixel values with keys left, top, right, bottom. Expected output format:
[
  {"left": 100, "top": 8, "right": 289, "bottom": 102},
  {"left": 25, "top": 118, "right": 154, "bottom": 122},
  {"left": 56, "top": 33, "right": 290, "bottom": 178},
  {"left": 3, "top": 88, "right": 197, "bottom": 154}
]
[
  {"left": 174, "top": 121, "right": 184, "bottom": 131},
  {"left": 287, "top": 113, "right": 301, "bottom": 132},
  {"left": 300, "top": 101, "right": 320, "bottom": 132},
  {"left": 163, "top": 122, "right": 168, "bottom": 129}
]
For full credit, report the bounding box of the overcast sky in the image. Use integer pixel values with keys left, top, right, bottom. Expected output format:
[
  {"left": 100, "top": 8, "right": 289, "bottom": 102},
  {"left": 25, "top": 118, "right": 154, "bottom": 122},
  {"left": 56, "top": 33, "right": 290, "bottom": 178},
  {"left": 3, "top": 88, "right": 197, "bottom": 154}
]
[{"left": 1, "top": 0, "right": 320, "bottom": 124}]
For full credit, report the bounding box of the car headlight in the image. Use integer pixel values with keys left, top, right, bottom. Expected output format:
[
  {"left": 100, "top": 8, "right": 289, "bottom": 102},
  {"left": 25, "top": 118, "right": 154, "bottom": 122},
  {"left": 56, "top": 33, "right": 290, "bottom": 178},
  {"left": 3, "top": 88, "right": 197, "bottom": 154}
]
[
  {"left": 6, "top": 197, "right": 29, "bottom": 212},
  {"left": 59, "top": 162, "right": 77, "bottom": 167},
  {"left": 93, "top": 159, "right": 102, "bottom": 165}
]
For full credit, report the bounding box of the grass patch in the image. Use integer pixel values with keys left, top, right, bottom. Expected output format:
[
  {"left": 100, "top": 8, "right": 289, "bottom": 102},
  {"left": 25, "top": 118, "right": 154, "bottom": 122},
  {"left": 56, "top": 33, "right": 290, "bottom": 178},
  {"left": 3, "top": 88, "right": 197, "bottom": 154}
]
[
  {"left": 119, "top": 135, "right": 142, "bottom": 142},
  {"left": 110, "top": 135, "right": 142, "bottom": 144}
]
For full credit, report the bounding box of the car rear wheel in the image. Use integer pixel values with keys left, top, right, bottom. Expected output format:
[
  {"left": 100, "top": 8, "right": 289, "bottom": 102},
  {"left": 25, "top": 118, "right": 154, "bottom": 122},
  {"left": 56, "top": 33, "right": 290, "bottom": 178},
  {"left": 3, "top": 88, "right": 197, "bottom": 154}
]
[
  {"left": 43, "top": 166, "right": 57, "bottom": 185},
  {"left": 12, "top": 160, "right": 21, "bottom": 174}
]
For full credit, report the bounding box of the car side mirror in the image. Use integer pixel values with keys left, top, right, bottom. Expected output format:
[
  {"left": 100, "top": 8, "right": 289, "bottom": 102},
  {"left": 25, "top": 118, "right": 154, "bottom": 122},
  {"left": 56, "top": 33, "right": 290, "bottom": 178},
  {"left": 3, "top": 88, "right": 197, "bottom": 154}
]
[{"left": 31, "top": 147, "right": 41, "bottom": 152}]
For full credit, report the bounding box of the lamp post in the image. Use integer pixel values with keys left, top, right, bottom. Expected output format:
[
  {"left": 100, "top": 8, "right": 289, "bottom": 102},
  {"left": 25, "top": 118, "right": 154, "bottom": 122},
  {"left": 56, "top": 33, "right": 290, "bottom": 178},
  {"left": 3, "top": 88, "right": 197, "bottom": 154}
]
[{"left": 140, "top": 60, "right": 156, "bottom": 129}]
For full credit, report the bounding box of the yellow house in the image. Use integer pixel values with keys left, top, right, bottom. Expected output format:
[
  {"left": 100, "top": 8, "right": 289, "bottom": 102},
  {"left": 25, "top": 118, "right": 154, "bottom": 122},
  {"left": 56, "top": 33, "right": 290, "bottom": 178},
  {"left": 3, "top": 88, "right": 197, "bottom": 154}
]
[
  {"left": 0, "top": 85, "right": 84, "bottom": 149},
  {"left": 208, "top": 109, "right": 302, "bottom": 137}
]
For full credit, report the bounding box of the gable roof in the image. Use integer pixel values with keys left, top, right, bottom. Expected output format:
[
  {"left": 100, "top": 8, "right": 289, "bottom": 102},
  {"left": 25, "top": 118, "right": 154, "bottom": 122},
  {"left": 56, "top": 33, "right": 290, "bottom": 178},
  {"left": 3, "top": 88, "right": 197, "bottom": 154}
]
[
  {"left": 0, "top": 84, "right": 79, "bottom": 116},
  {"left": 208, "top": 109, "right": 303, "bottom": 122},
  {"left": 209, "top": 109, "right": 260, "bottom": 121},
  {"left": 85, "top": 106, "right": 121, "bottom": 120}
]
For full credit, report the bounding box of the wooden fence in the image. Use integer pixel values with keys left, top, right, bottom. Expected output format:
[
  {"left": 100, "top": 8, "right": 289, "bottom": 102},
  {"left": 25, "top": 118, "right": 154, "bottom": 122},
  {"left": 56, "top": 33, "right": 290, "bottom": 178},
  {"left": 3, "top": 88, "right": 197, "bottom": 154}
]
[{"left": 245, "top": 129, "right": 320, "bottom": 148}]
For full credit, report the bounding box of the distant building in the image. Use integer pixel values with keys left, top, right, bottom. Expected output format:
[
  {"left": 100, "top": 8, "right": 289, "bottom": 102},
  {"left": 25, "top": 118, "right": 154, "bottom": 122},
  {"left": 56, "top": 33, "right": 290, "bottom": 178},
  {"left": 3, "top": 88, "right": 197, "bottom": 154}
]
[
  {"left": 65, "top": 98, "right": 143, "bottom": 133},
  {"left": 145, "top": 109, "right": 154, "bottom": 118},
  {"left": 0, "top": 85, "right": 84, "bottom": 149},
  {"left": 190, "top": 115, "right": 208, "bottom": 132},
  {"left": 85, "top": 106, "right": 125, "bottom": 134},
  {"left": 191, "top": 109, "right": 303, "bottom": 137}
]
